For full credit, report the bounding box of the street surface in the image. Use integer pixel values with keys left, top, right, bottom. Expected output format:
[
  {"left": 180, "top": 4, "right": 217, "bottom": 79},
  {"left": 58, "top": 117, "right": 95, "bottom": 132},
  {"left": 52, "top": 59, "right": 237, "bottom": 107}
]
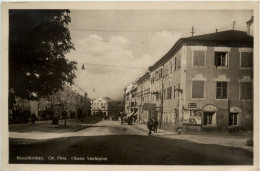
[{"left": 9, "top": 119, "right": 253, "bottom": 165}]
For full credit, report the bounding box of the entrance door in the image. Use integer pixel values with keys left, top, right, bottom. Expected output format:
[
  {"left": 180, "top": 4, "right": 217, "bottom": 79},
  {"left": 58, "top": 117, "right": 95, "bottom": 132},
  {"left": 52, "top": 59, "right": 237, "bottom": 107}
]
[{"left": 203, "top": 112, "right": 216, "bottom": 126}]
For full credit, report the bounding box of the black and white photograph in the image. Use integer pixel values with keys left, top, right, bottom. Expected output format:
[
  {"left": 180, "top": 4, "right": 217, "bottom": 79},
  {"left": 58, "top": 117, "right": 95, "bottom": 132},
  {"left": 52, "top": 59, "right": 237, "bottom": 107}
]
[{"left": 1, "top": 1, "right": 259, "bottom": 171}]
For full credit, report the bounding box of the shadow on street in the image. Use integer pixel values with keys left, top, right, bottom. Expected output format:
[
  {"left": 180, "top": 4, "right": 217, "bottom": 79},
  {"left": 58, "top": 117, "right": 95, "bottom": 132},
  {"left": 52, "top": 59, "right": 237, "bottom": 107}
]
[
  {"left": 8, "top": 117, "right": 103, "bottom": 133},
  {"left": 9, "top": 134, "right": 253, "bottom": 165}
]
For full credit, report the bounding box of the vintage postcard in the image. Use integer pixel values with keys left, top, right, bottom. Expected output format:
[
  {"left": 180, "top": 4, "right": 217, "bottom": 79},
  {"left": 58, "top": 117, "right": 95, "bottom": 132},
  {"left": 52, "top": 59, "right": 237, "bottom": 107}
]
[{"left": 1, "top": 1, "right": 259, "bottom": 171}]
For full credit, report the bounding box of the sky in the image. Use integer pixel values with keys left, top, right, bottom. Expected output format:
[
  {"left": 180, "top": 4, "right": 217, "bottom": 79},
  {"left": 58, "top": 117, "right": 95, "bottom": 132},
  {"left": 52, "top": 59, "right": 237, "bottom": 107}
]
[{"left": 65, "top": 10, "right": 253, "bottom": 100}]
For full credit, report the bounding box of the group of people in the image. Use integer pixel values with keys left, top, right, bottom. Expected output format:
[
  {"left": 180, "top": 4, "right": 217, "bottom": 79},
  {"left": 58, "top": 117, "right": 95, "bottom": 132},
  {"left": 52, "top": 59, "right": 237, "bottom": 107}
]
[{"left": 147, "top": 117, "right": 158, "bottom": 136}]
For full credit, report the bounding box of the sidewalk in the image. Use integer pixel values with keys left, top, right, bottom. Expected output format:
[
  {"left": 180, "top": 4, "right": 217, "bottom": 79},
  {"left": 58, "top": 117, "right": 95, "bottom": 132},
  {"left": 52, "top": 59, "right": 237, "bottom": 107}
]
[{"left": 134, "top": 123, "right": 253, "bottom": 152}]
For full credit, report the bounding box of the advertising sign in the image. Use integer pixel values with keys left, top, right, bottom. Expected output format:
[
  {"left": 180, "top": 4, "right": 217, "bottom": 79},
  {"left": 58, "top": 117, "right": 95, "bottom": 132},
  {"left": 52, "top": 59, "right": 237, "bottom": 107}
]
[{"left": 183, "top": 110, "right": 202, "bottom": 125}]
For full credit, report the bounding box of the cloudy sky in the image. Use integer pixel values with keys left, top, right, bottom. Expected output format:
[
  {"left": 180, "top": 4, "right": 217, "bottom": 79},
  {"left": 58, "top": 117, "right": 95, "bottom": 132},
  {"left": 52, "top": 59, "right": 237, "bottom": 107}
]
[{"left": 65, "top": 10, "right": 252, "bottom": 100}]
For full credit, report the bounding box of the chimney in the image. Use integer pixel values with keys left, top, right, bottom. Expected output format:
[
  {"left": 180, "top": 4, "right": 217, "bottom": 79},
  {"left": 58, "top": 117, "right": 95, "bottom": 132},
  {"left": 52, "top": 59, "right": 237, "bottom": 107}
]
[{"left": 216, "top": 29, "right": 218, "bottom": 33}]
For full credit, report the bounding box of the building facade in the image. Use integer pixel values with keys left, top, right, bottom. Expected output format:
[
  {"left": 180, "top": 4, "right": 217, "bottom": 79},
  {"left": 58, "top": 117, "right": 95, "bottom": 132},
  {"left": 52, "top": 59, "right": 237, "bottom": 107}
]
[
  {"left": 91, "top": 97, "right": 124, "bottom": 118},
  {"left": 136, "top": 72, "right": 152, "bottom": 123},
  {"left": 148, "top": 30, "right": 253, "bottom": 131},
  {"left": 91, "top": 97, "right": 109, "bottom": 116},
  {"left": 124, "top": 84, "right": 137, "bottom": 114}
]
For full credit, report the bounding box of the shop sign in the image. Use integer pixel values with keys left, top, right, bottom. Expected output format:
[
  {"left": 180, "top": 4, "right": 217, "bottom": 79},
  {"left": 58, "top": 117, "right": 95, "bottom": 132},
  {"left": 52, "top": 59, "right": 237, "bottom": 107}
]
[
  {"left": 143, "top": 103, "right": 156, "bottom": 110},
  {"left": 188, "top": 103, "right": 196, "bottom": 108}
]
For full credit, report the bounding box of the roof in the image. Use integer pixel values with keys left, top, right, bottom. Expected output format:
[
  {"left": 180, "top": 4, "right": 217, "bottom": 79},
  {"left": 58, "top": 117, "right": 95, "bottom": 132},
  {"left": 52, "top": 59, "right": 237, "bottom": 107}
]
[
  {"left": 136, "top": 72, "right": 150, "bottom": 84},
  {"left": 149, "top": 30, "right": 253, "bottom": 71}
]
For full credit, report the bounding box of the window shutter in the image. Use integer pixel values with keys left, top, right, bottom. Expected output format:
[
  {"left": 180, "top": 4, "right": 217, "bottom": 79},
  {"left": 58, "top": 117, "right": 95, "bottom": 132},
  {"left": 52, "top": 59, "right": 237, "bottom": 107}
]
[{"left": 214, "top": 52, "right": 217, "bottom": 66}]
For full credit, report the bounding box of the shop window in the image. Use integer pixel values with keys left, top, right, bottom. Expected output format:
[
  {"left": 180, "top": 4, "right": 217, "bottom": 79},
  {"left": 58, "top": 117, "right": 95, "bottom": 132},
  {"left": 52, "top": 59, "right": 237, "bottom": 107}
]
[
  {"left": 215, "top": 52, "right": 228, "bottom": 67},
  {"left": 241, "top": 52, "right": 253, "bottom": 68},
  {"left": 192, "top": 81, "right": 204, "bottom": 98},
  {"left": 216, "top": 82, "right": 228, "bottom": 99},
  {"left": 193, "top": 51, "right": 205, "bottom": 67},
  {"left": 229, "top": 113, "right": 238, "bottom": 126},
  {"left": 240, "top": 82, "right": 253, "bottom": 100},
  {"left": 204, "top": 112, "right": 215, "bottom": 125}
]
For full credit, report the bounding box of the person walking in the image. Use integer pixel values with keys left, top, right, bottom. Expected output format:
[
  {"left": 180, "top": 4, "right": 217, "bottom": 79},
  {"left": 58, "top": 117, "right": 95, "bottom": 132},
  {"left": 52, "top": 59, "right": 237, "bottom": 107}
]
[{"left": 147, "top": 118, "right": 154, "bottom": 136}]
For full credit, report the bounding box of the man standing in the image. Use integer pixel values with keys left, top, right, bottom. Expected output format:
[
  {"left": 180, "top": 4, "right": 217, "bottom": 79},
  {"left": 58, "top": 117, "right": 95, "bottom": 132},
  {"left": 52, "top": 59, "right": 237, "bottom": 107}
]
[
  {"left": 147, "top": 118, "right": 154, "bottom": 136},
  {"left": 31, "top": 112, "right": 36, "bottom": 124},
  {"left": 153, "top": 118, "right": 158, "bottom": 133}
]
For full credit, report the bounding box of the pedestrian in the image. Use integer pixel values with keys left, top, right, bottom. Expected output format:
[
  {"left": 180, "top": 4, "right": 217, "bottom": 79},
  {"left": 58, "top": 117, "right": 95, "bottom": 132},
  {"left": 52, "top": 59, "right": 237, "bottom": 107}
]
[
  {"left": 153, "top": 118, "right": 158, "bottom": 133},
  {"left": 147, "top": 118, "right": 154, "bottom": 136},
  {"left": 31, "top": 112, "right": 36, "bottom": 125}
]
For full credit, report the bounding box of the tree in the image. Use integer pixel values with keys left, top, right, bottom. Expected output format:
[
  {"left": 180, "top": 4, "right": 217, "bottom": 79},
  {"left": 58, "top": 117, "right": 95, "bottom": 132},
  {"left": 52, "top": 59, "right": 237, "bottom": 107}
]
[{"left": 9, "top": 10, "right": 77, "bottom": 100}]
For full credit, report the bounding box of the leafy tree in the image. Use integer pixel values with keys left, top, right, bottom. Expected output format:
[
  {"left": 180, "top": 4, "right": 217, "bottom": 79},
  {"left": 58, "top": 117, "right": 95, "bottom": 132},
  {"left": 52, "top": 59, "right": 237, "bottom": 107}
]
[{"left": 9, "top": 10, "right": 77, "bottom": 100}]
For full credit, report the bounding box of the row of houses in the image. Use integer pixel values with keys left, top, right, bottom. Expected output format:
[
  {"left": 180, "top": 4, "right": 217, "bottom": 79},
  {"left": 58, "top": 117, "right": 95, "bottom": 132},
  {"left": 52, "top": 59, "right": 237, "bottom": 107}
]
[
  {"left": 124, "top": 18, "right": 254, "bottom": 132},
  {"left": 91, "top": 97, "right": 124, "bottom": 119},
  {"left": 9, "top": 85, "right": 91, "bottom": 123}
]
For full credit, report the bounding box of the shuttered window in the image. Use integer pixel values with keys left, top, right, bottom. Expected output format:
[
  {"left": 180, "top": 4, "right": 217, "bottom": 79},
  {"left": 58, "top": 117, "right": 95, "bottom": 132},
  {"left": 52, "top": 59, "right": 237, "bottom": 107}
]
[
  {"left": 240, "top": 82, "right": 253, "bottom": 100},
  {"left": 193, "top": 51, "right": 205, "bottom": 67},
  {"left": 192, "top": 81, "right": 204, "bottom": 98},
  {"left": 241, "top": 52, "right": 253, "bottom": 68}
]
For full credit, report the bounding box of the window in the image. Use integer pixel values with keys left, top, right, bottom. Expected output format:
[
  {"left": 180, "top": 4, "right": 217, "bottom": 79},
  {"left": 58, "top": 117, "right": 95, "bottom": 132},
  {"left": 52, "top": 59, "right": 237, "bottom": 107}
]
[
  {"left": 204, "top": 112, "right": 214, "bottom": 125},
  {"left": 156, "top": 91, "right": 159, "bottom": 101},
  {"left": 192, "top": 81, "right": 204, "bottom": 98},
  {"left": 178, "top": 83, "right": 180, "bottom": 97},
  {"left": 216, "top": 82, "right": 228, "bottom": 99},
  {"left": 173, "top": 85, "right": 175, "bottom": 99},
  {"left": 159, "top": 68, "right": 163, "bottom": 79},
  {"left": 167, "top": 87, "right": 172, "bottom": 99},
  {"left": 174, "top": 57, "right": 177, "bottom": 71},
  {"left": 241, "top": 52, "right": 253, "bottom": 68},
  {"left": 177, "top": 53, "right": 181, "bottom": 69},
  {"left": 155, "top": 71, "right": 158, "bottom": 80},
  {"left": 193, "top": 51, "right": 205, "bottom": 67},
  {"left": 164, "top": 89, "right": 166, "bottom": 100},
  {"left": 240, "top": 82, "right": 253, "bottom": 100},
  {"left": 215, "top": 52, "right": 228, "bottom": 67},
  {"left": 229, "top": 113, "right": 238, "bottom": 126},
  {"left": 170, "top": 61, "right": 173, "bottom": 73}
]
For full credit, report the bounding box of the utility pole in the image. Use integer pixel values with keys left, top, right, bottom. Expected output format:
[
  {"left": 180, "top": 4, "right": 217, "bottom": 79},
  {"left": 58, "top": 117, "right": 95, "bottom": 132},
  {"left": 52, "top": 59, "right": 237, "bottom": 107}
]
[{"left": 191, "top": 26, "right": 195, "bottom": 37}]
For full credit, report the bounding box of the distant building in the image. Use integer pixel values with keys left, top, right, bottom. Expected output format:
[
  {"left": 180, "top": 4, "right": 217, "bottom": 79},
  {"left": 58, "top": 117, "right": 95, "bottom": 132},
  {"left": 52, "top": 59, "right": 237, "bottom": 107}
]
[
  {"left": 91, "top": 97, "right": 109, "bottom": 116},
  {"left": 124, "top": 84, "right": 137, "bottom": 114},
  {"left": 91, "top": 97, "right": 124, "bottom": 118}
]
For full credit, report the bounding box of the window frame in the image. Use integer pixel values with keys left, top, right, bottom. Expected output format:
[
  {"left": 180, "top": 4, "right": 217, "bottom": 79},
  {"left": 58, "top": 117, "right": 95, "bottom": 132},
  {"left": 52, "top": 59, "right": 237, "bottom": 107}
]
[
  {"left": 229, "top": 113, "right": 239, "bottom": 126},
  {"left": 240, "top": 50, "right": 253, "bottom": 69},
  {"left": 192, "top": 50, "right": 206, "bottom": 68},
  {"left": 215, "top": 51, "right": 229, "bottom": 68},
  {"left": 216, "top": 81, "right": 229, "bottom": 100},
  {"left": 203, "top": 112, "right": 216, "bottom": 126},
  {"left": 191, "top": 80, "right": 206, "bottom": 99},
  {"left": 239, "top": 81, "right": 253, "bottom": 101}
]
